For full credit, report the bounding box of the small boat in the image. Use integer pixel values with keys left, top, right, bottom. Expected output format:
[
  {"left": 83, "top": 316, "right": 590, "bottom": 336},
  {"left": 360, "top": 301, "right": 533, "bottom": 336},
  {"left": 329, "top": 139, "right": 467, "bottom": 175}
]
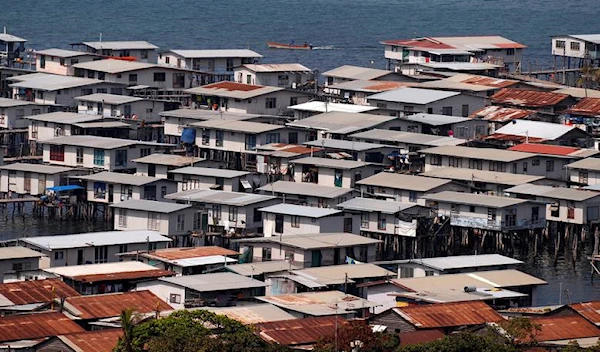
[{"left": 267, "top": 41, "right": 312, "bottom": 50}]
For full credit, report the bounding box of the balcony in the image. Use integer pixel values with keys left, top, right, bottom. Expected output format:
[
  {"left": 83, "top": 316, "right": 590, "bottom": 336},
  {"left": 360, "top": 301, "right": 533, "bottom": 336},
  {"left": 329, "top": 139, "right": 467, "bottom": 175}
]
[
  {"left": 450, "top": 214, "right": 546, "bottom": 231},
  {"left": 384, "top": 49, "right": 405, "bottom": 61}
]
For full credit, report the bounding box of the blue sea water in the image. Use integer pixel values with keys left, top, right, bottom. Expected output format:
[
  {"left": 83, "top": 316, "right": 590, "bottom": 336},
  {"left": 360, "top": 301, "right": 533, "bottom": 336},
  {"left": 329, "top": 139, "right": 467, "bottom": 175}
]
[{"left": 1, "top": 0, "right": 600, "bottom": 304}]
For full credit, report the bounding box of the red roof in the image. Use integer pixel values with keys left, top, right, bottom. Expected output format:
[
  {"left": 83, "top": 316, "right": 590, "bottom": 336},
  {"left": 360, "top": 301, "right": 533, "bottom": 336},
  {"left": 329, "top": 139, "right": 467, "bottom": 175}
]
[
  {"left": 508, "top": 143, "right": 580, "bottom": 156},
  {"left": 202, "top": 81, "right": 264, "bottom": 92},
  {"left": 64, "top": 291, "right": 172, "bottom": 320},
  {"left": 0, "top": 312, "right": 84, "bottom": 343},
  {"left": 60, "top": 329, "right": 123, "bottom": 352},
  {"left": 363, "top": 81, "right": 413, "bottom": 91},
  {"left": 395, "top": 301, "right": 504, "bottom": 328},
  {"left": 470, "top": 106, "right": 536, "bottom": 122},
  {"left": 570, "top": 301, "right": 600, "bottom": 326},
  {"left": 147, "top": 246, "right": 238, "bottom": 260},
  {"left": 399, "top": 329, "right": 445, "bottom": 347},
  {"left": 72, "top": 269, "right": 175, "bottom": 283},
  {"left": 528, "top": 315, "right": 600, "bottom": 342},
  {"left": 257, "top": 316, "right": 347, "bottom": 346},
  {"left": 491, "top": 88, "right": 570, "bottom": 108},
  {"left": 567, "top": 98, "right": 600, "bottom": 117},
  {"left": 461, "top": 76, "right": 518, "bottom": 88},
  {"left": 485, "top": 133, "right": 546, "bottom": 143},
  {"left": 381, "top": 37, "right": 454, "bottom": 49},
  {"left": 0, "top": 279, "right": 80, "bottom": 305}
]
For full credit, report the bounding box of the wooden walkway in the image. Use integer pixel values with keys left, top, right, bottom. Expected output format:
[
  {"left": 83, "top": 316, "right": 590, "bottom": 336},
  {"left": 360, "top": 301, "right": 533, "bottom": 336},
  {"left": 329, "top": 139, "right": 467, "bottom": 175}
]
[{"left": 0, "top": 197, "right": 39, "bottom": 204}]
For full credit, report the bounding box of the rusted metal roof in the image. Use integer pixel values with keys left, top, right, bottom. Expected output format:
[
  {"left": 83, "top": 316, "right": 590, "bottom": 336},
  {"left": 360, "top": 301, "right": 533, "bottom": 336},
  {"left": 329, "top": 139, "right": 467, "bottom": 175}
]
[
  {"left": 60, "top": 329, "right": 122, "bottom": 352},
  {"left": 72, "top": 269, "right": 175, "bottom": 283},
  {"left": 570, "top": 301, "right": 600, "bottom": 326},
  {"left": 461, "top": 76, "right": 517, "bottom": 88},
  {"left": 491, "top": 88, "right": 569, "bottom": 107},
  {"left": 395, "top": 301, "right": 504, "bottom": 328},
  {"left": 470, "top": 106, "right": 536, "bottom": 122},
  {"left": 257, "top": 316, "right": 347, "bottom": 346},
  {"left": 507, "top": 143, "right": 581, "bottom": 156},
  {"left": 381, "top": 38, "right": 455, "bottom": 49},
  {"left": 484, "top": 133, "right": 546, "bottom": 143},
  {"left": 64, "top": 290, "right": 172, "bottom": 320},
  {"left": 364, "top": 81, "right": 411, "bottom": 91},
  {"left": 529, "top": 315, "right": 600, "bottom": 342},
  {"left": 145, "top": 246, "right": 239, "bottom": 260},
  {"left": 202, "top": 81, "right": 263, "bottom": 91},
  {"left": 0, "top": 279, "right": 79, "bottom": 306},
  {"left": 0, "top": 312, "right": 84, "bottom": 342},
  {"left": 567, "top": 97, "right": 600, "bottom": 117},
  {"left": 399, "top": 329, "right": 445, "bottom": 347}
]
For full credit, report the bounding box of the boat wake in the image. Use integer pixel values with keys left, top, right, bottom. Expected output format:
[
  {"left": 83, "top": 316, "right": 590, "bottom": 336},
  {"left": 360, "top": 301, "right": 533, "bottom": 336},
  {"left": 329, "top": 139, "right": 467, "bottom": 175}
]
[{"left": 312, "top": 45, "right": 335, "bottom": 50}]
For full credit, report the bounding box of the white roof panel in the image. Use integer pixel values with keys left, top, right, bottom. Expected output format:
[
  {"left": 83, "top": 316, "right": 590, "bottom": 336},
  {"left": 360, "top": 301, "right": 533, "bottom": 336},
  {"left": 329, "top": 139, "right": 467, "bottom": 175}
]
[
  {"left": 82, "top": 41, "right": 159, "bottom": 50},
  {"left": 21, "top": 230, "right": 171, "bottom": 250},
  {"left": 368, "top": 87, "right": 460, "bottom": 104},
  {"left": 288, "top": 101, "right": 377, "bottom": 113},
  {"left": 259, "top": 203, "right": 341, "bottom": 218},
  {"left": 169, "top": 49, "right": 262, "bottom": 58}
]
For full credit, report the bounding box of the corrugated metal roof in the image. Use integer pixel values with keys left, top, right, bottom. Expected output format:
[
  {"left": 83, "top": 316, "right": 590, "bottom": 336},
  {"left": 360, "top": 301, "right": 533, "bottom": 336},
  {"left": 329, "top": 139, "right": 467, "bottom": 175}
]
[
  {"left": 73, "top": 121, "right": 131, "bottom": 129},
  {"left": 322, "top": 65, "right": 395, "bottom": 80},
  {"left": 304, "top": 138, "right": 385, "bottom": 151},
  {"left": 0, "top": 312, "right": 84, "bottom": 343},
  {"left": 36, "top": 48, "right": 92, "bottom": 58},
  {"left": 186, "top": 82, "right": 284, "bottom": 100},
  {"left": 400, "top": 113, "right": 472, "bottom": 126},
  {"left": 327, "top": 80, "right": 413, "bottom": 93},
  {"left": 59, "top": 329, "right": 122, "bottom": 352},
  {"left": 257, "top": 316, "right": 346, "bottom": 346},
  {"left": 73, "top": 59, "right": 157, "bottom": 74},
  {"left": 382, "top": 36, "right": 526, "bottom": 50},
  {"left": 566, "top": 158, "right": 600, "bottom": 171},
  {"left": 491, "top": 88, "right": 569, "bottom": 107},
  {"left": 160, "top": 272, "right": 266, "bottom": 292},
  {"left": 74, "top": 172, "right": 164, "bottom": 186},
  {"left": 43, "top": 135, "right": 173, "bottom": 149},
  {"left": 505, "top": 184, "right": 600, "bottom": 202},
  {"left": 0, "top": 279, "right": 79, "bottom": 306},
  {"left": 529, "top": 315, "right": 600, "bottom": 342},
  {"left": 139, "top": 246, "right": 238, "bottom": 260},
  {"left": 357, "top": 172, "right": 452, "bottom": 192},
  {"left": 257, "top": 181, "right": 353, "bottom": 199},
  {"left": 0, "top": 97, "right": 37, "bottom": 108},
  {"left": 165, "top": 188, "right": 276, "bottom": 206},
  {"left": 256, "top": 291, "right": 378, "bottom": 316},
  {"left": 9, "top": 73, "right": 108, "bottom": 91},
  {"left": 420, "top": 145, "right": 535, "bottom": 162},
  {"left": 470, "top": 105, "right": 536, "bottom": 122},
  {"left": 394, "top": 301, "right": 503, "bottom": 328},
  {"left": 352, "top": 129, "right": 466, "bottom": 146},
  {"left": 568, "top": 34, "right": 600, "bottom": 45},
  {"left": 110, "top": 199, "right": 191, "bottom": 213},
  {"left": 507, "top": 143, "right": 593, "bottom": 157},
  {"left": 259, "top": 203, "right": 342, "bottom": 218},
  {"left": 0, "top": 163, "right": 74, "bottom": 174},
  {"left": 169, "top": 166, "right": 249, "bottom": 178},
  {"left": 190, "top": 119, "right": 284, "bottom": 134},
  {"left": 567, "top": 97, "right": 600, "bottom": 116},
  {"left": 287, "top": 112, "right": 397, "bottom": 135},
  {"left": 0, "top": 246, "right": 45, "bottom": 260},
  {"left": 570, "top": 301, "right": 600, "bottom": 326},
  {"left": 196, "top": 303, "right": 297, "bottom": 324},
  {"left": 337, "top": 197, "right": 421, "bottom": 214},
  {"left": 291, "top": 156, "right": 373, "bottom": 169},
  {"left": 71, "top": 269, "right": 174, "bottom": 283},
  {"left": 22, "top": 230, "right": 171, "bottom": 250},
  {"left": 554, "top": 87, "right": 600, "bottom": 99},
  {"left": 169, "top": 255, "right": 236, "bottom": 267},
  {"left": 159, "top": 109, "right": 268, "bottom": 121},
  {"left": 368, "top": 87, "right": 460, "bottom": 104},
  {"left": 82, "top": 41, "right": 158, "bottom": 50},
  {"left": 132, "top": 154, "right": 202, "bottom": 166},
  {"left": 424, "top": 191, "right": 530, "bottom": 208},
  {"left": 409, "top": 254, "right": 522, "bottom": 271},
  {"left": 226, "top": 261, "right": 302, "bottom": 276},
  {"left": 74, "top": 93, "right": 144, "bottom": 105},
  {"left": 420, "top": 167, "right": 545, "bottom": 186},
  {"left": 399, "top": 329, "right": 445, "bottom": 347},
  {"left": 44, "top": 261, "right": 172, "bottom": 282},
  {"left": 0, "top": 33, "right": 26, "bottom": 42},
  {"left": 291, "top": 264, "right": 395, "bottom": 285},
  {"left": 288, "top": 101, "right": 377, "bottom": 113},
  {"left": 237, "top": 232, "right": 381, "bottom": 250},
  {"left": 24, "top": 111, "right": 103, "bottom": 124},
  {"left": 169, "top": 49, "right": 262, "bottom": 58},
  {"left": 419, "top": 62, "right": 500, "bottom": 70},
  {"left": 242, "top": 63, "right": 311, "bottom": 72},
  {"left": 64, "top": 291, "right": 172, "bottom": 319},
  {"left": 494, "top": 120, "right": 585, "bottom": 140}
]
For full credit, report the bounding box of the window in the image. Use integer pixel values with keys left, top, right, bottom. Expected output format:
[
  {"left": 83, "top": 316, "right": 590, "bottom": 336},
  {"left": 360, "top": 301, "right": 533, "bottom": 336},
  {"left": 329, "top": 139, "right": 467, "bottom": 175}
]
[
  {"left": 532, "top": 159, "right": 540, "bottom": 166},
  {"left": 288, "top": 132, "right": 298, "bottom": 144},
  {"left": 214, "top": 130, "right": 224, "bottom": 147},
  {"left": 226, "top": 58, "right": 234, "bottom": 72},
  {"left": 556, "top": 40, "right": 566, "bottom": 49},
  {"left": 144, "top": 185, "right": 157, "bottom": 200},
  {"left": 120, "top": 186, "right": 133, "bottom": 201},
  {"left": 430, "top": 155, "right": 442, "bottom": 166},
  {"left": 587, "top": 206, "right": 599, "bottom": 221},
  {"left": 409, "top": 191, "right": 417, "bottom": 203},
  {"left": 449, "top": 157, "right": 462, "bottom": 168},
  {"left": 50, "top": 145, "right": 65, "bottom": 161},
  {"left": 546, "top": 160, "right": 555, "bottom": 172},
  {"left": 291, "top": 215, "right": 300, "bottom": 228},
  {"left": 115, "top": 149, "right": 127, "bottom": 167},
  {"left": 400, "top": 267, "right": 414, "bottom": 278},
  {"left": 94, "top": 182, "right": 106, "bottom": 199},
  {"left": 38, "top": 91, "right": 45, "bottom": 99},
  {"left": 442, "top": 106, "right": 453, "bottom": 115},
  {"left": 211, "top": 205, "right": 221, "bottom": 220},
  {"left": 147, "top": 213, "right": 160, "bottom": 231},
  {"left": 523, "top": 162, "right": 528, "bottom": 173},
  {"left": 94, "top": 246, "right": 108, "bottom": 263},
  {"left": 173, "top": 73, "right": 185, "bottom": 88},
  {"left": 97, "top": 71, "right": 106, "bottom": 80},
  {"left": 275, "top": 214, "right": 284, "bottom": 233},
  {"left": 165, "top": 56, "right": 170, "bottom": 64},
  {"left": 140, "top": 148, "right": 151, "bottom": 157},
  {"left": 469, "top": 159, "right": 482, "bottom": 170},
  {"left": 376, "top": 102, "right": 387, "bottom": 109},
  {"left": 40, "top": 55, "right": 46, "bottom": 69},
  {"left": 290, "top": 97, "right": 298, "bottom": 106},
  {"left": 54, "top": 251, "right": 64, "bottom": 260},
  {"left": 579, "top": 171, "right": 589, "bottom": 185},
  {"left": 228, "top": 206, "right": 238, "bottom": 222},
  {"left": 93, "top": 149, "right": 105, "bottom": 166},
  {"left": 12, "top": 262, "right": 31, "bottom": 271},
  {"left": 462, "top": 104, "right": 469, "bottom": 117},
  {"left": 487, "top": 208, "right": 497, "bottom": 224},
  {"left": 87, "top": 70, "right": 95, "bottom": 79},
  {"left": 246, "top": 74, "right": 252, "bottom": 84},
  {"left": 148, "top": 242, "right": 158, "bottom": 251},
  {"left": 253, "top": 208, "right": 262, "bottom": 222},
  {"left": 504, "top": 208, "right": 517, "bottom": 227},
  {"left": 193, "top": 212, "right": 203, "bottom": 230},
  {"left": 427, "top": 107, "right": 433, "bottom": 114},
  {"left": 451, "top": 204, "right": 460, "bottom": 214},
  {"left": 161, "top": 186, "right": 167, "bottom": 199},
  {"left": 169, "top": 294, "right": 181, "bottom": 304},
  {"left": 265, "top": 98, "right": 277, "bottom": 109},
  {"left": 377, "top": 213, "right": 386, "bottom": 230},
  {"left": 118, "top": 209, "right": 128, "bottom": 227},
  {"left": 469, "top": 205, "right": 476, "bottom": 213},
  {"left": 425, "top": 270, "right": 435, "bottom": 276},
  {"left": 119, "top": 244, "right": 128, "bottom": 253},
  {"left": 176, "top": 214, "right": 185, "bottom": 232},
  {"left": 128, "top": 74, "right": 138, "bottom": 83},
  {"left": 154, "top": 72, "right": 166, "bottom": 82},
  {"left": 506, "top": 48, "right": 515, "bottom": 55},
  {"left": 201, "top": 129, "right": 210, "bottom": 145},
  {"left": 81, "top": 88, "right": 93, "bottom": 96},
  {"left": 59, "top": 57, "right": 66, "bottom": 66},
  {"left": 266, "top": 133, "right": 280, "bottom": 144},
  {"left": 570, "top": 42, "right": 581, "bottom": 51},
  {"left": 567, "top": 202, "right": 575, "bottom": 219},
  {"left": 344, "top": 218, "right": 353, "bottom": 233},
  {"left": 360, "top": 212, "right": 369, "bottom": 229},
  {"left": 245, "top": 134, "right": 256, "bottom": 151},
  {"left": 550, "top": 203, "right": 560, "bottom": 217},
  {"left": 110, "top": 88, "right": 123, "bottom": 95},
  {"left": 262, "top": 247, "right": 272, "bottom": 261},
  {"left": 277, "top": 75, "right": 289, "bottom": 86},
  {"left": 31, "top": 109, "right": 41, "bottom": 116}
]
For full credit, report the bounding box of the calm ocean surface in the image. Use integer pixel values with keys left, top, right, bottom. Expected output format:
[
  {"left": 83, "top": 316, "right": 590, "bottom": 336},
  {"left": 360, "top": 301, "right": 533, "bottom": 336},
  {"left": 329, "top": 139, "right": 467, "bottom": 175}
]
[{"left": 1, "top": 0, "right": 600, "bottom": 304}]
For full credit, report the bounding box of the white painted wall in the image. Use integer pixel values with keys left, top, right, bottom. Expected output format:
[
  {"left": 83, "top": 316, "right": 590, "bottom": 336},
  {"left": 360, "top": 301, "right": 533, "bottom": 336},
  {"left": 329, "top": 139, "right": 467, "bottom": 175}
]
[
  {"left": 114, "top": 207, "right": 196, "bottom": 236},
  {"left": 77, "top": 99, "right": 165, "bottom": 122},
  {"left": 0, "top": 104, "right": 47, "bottom": 129}
]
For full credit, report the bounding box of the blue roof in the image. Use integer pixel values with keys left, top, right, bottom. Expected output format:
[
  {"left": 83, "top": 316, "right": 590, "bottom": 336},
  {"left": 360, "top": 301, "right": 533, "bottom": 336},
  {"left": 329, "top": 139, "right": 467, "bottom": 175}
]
[{"left": 46, "top": 185, "right": 84, "bottom": 192}]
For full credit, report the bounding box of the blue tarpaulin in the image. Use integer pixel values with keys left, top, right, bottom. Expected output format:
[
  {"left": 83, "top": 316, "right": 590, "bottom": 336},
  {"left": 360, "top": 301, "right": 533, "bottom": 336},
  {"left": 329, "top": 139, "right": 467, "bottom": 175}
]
[
  {"left": 181, "top": 128, "right": 196, "bottom": 144},
  {"left": 46, "top": 185, "right": 84, "bottom": 192}
]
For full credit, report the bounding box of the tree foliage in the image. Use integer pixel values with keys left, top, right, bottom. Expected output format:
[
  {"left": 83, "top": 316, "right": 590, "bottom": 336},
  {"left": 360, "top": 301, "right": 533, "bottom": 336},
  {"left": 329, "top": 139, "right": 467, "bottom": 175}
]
[
  {"left": 113, "top": 309, "right": 290, "bottom": 352},
  {"left": 397, "top": 331, "right": 517, "bottom": 352},
  {"left": 313, "top": 320, "right": 400, "bottom": 352}
]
